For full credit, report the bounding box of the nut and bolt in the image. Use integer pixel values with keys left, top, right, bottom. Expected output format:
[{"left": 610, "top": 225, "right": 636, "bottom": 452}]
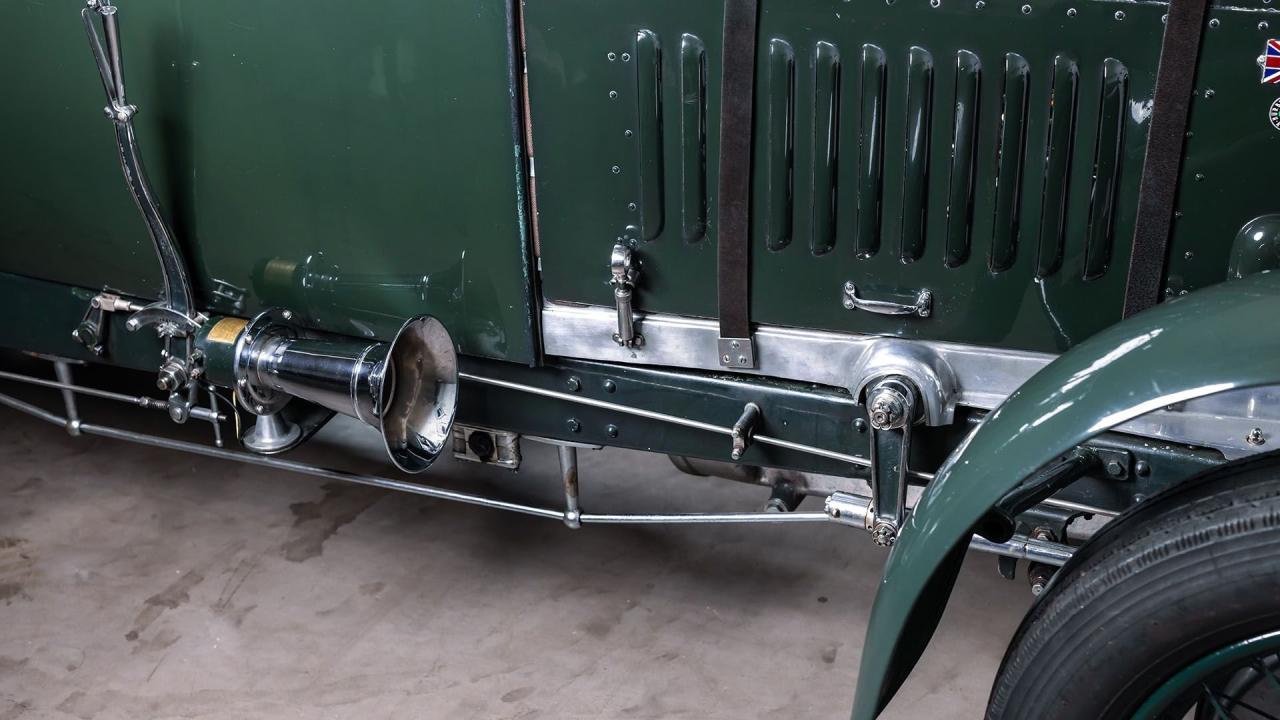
[
  {"left": 1028, "top": 565, "right": 1054, "bottom": 596},
  {"left": 871, "top": 522, "right": 897, "bottom": 547},
  {"left": 156, "top": 361, "right": 187, "bottom": 392},
  {"left": 1105, "top": 459, "right": 1126, "bottom": 477},
  {"left": 566, "top": 376, "right": 582, "bottom": 392},
  {"left": 868, "top": 387, "right": 910, "bottom": 431},
  {"left": 1208, "top": 18, "right": 1220, "bottom": 28},
  {"left": 1247, "top": 427, "right": 1266, "bottom": 446},
  {"left": 566, "top": 418, "right": 581, "bottom": 433}
]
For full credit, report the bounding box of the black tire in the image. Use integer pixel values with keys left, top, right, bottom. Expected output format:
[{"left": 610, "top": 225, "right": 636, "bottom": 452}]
[{"left": 986, "top": 453, "right": 1280, "bottom": 720}]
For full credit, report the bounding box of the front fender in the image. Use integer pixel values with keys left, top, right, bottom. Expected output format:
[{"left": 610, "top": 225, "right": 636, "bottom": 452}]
[{"left": 851, "top": 272, "right": 1280, "bottom": 720}]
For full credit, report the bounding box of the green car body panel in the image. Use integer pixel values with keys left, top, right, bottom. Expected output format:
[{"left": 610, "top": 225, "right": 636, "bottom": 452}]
[
  {"left": 0, "top": 0, "right": 536, "bottom": 363},
  {"left": 525, "top": 0, "right": 1280, "bottom": 353},
  {"left": 850, "top": 271, "right": 1280, "bottom": 720},
  {"left": 2, "top": 0, "right": 1280, "bottom": 717}
]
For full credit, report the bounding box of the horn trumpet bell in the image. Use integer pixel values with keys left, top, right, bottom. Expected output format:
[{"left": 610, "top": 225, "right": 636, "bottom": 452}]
[{"left": 231, "top": 308, "right": 458, "bottom": 473}]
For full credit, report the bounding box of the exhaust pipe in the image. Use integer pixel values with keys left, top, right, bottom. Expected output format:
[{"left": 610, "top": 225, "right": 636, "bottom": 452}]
[{"left": 200, "top": 308, "right": 458, "bottom": 473}]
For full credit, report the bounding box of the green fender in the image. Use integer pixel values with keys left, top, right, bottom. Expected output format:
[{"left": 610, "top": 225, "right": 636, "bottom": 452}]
[{"left": 851, "top": 272, "right": 1280, "bottom": 720}]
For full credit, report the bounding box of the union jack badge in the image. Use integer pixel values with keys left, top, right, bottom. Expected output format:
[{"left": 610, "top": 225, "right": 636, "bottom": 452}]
[{"left": 1264, "top": 39, "right": 1280, "bottom": 84}]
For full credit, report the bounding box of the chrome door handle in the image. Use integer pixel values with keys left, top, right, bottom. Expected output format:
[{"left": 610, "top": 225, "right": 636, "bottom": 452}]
[{"left": 841, "top": 282, "right": 932, "bottom": 318}]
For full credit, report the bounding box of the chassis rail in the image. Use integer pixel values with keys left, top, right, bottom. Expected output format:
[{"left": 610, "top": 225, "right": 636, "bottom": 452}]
[{"left": 0, "top": 364, "right": 1075, "bottom": 566}]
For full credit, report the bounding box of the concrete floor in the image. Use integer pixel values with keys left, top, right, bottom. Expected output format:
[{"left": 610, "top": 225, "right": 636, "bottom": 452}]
[{"left": 0, "top": 381, "right": 1031, "bottom": 719}]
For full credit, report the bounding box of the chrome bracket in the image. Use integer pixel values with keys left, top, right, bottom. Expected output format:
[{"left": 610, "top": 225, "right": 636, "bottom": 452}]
[
  {"left": 865, "top": 376, "right": 921, "bottom": 547},
  {"left": 717, "top": 337, "right": 756, "bottom": 368},
  {"left": 609, "top": 243, "right": 643, "bottom": 348},
  {"left": 841, "top": 281, "right": 932, "bottom": 318}
]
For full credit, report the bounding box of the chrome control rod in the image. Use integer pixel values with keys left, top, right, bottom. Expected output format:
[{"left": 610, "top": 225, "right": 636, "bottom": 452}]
[
  {"left": 80, "top": 0, "right": 198, "bottom": 335},
  {"left": 0, "top": 384, "right": 1076, "bottom": 566}
]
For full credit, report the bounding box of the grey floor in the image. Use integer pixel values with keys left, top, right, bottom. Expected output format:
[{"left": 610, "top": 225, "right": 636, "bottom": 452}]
[{"left": 0, "top": 386, "right": 1031, "bottom": 719}]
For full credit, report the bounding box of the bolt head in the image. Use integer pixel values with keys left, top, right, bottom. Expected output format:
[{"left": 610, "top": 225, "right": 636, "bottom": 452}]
[
  {"left": 1106, "top": 460, "right": 1125, "bottom": 477},
  {"left": 566, "top": 418, "right": 581, "bottom": 433},
  {"left": 867, "top": 387, "right": 909, "bottom": 430},
  {"left": 603, "top": 380, "right": 617, "bottom": 393},
  {"left": 566, "top": 376, "right": 582, "bottom": 392},
  {"left": 1247, "top": 428, "right": 1266, "bottom": 446},
  {"left": 606, "top": 424, "right": 619, "bottom": 438},
  {"left": 871, "top": 523, "right": 897, "bottom": 547}
]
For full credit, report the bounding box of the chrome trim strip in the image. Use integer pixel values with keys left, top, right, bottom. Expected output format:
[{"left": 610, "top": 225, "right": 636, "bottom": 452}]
[{"left": 541, "top": 301, "right": 1052, "bottom": 422}]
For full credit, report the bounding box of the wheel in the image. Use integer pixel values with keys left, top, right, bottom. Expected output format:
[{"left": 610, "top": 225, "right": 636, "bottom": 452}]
[{"left": 986, "top": 453, "right": 1280, "bottom": 720}]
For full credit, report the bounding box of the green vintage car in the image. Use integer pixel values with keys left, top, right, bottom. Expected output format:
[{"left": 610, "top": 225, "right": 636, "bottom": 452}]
[{"left": 3, "top": 0, "right": 1280, "bottom": 717}]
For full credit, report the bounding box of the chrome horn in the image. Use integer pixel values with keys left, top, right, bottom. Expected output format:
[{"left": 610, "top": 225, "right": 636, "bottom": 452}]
[{"left": 231, "top": 309, "right": 458, "bottom": 473}]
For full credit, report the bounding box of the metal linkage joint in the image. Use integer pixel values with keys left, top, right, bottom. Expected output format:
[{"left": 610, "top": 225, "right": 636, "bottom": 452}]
[
  {"left": 865, "top": 376, "right": 922, "bottom": 547},
  {"left": 609, "top": 244, "right": 643, "bottom": 348},
  {"left": 730, "top": 402, "right": 760, "bottom": 460},
  {"left": 72, "top": 291, "right": 144, "bottom": 356}
]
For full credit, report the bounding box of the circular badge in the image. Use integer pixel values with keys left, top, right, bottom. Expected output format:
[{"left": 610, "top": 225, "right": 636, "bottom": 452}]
[{"left": 1271, "top": 97, "right": 1280, "bottom": 131}]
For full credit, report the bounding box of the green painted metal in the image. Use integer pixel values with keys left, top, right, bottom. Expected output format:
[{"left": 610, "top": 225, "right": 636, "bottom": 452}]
[
  {"left": 851, "top": 272, "right": 1280, "bottom": 720},
  {"left": 526, "top": 0, "right": 1186, "bottom": 354},
  {"left": 460, "top": 356, "right": 873, "bottom": 477},
  {"left": 0, "top": 272, "right": 164, "bottom": 373},
  {"left": 1162, "top": 6, "right": 1280, "bottom": 299},
  {"left": 1129, "top": 629, "right": 1280, "bottom": 719},
  {"left": 0, "top": 0, "right": 535, "bottom": 362}
]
